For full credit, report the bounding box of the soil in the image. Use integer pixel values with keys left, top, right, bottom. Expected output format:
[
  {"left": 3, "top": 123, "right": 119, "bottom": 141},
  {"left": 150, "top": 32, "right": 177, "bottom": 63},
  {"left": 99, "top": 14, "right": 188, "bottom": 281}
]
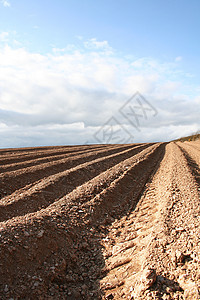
[{"left": 0, "top": 141, "right": 199, "bottom": 299}]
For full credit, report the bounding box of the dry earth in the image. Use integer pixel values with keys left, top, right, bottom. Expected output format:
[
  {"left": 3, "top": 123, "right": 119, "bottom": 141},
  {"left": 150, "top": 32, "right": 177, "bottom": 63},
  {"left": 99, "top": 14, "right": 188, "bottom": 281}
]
[{"left": 0, "top": 141, "right": 199, "bottom": 299}]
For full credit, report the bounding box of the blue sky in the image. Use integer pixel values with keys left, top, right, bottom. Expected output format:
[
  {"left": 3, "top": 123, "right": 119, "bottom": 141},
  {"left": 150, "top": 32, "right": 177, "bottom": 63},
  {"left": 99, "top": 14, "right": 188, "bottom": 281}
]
[{"left": 0, "top": 0, "right": 199, "bottom": 147}]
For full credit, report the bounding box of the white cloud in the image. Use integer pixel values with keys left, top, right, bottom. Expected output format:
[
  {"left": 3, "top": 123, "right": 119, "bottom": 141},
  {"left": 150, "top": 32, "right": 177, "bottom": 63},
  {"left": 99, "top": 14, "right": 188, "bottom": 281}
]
[
  {"left": 1, "top": 0, "right": 10, "bottom": 7},
  {"left": 0, "top": 38, "right": 199, "bottom": 148},
  {"left": 175, "top": 56, "right": 182, "bottom": 62},
  {"left": 0, "top": 32, "right": 9, "bottom": 42},
  {"left": 84, "top": 38, "right": 113, "bottom": 54},
  {"left": 0, "top": 31, "right": 21, "bottom": 47}
]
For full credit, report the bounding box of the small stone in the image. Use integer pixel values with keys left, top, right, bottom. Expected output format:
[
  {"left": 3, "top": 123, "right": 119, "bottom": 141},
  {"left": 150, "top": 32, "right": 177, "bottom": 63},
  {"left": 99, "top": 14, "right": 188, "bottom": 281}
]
[
  {"left": 106, "top": 293, "right": 114, "bottom": 299},
  {"left": 140, "top": 267, "right": 157, "bottom": 289},
  {"left": 34, "top": 281, "right": 39, "bottom": 287},
  {"left": 131, "top": 267, "right": 157, "bottom": 298},
  {"left": 37, "top": 230, "right": 44, "bottom": 238},
  {"left": 175, "top": 250, "right": 184, "bottom": 263},
  {"left": 58, "top": 258, "right": 66, "bottom": 272},
  {"left": 4, "top": 285, "right": 9, "bottom": 292}
]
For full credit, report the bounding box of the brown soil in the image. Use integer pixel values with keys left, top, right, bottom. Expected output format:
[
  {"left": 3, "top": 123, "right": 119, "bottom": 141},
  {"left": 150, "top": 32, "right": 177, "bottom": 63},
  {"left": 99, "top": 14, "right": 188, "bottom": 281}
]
[{"left": 0, "top": 142, "right": 199, "bottom": 299}]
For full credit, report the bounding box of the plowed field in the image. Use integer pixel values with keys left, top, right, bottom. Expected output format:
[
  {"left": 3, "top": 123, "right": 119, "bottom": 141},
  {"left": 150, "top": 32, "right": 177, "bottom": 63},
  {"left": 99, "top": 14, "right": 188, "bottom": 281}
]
[{"left": 0, "top": 142, "right": 199, "bottom": 299}]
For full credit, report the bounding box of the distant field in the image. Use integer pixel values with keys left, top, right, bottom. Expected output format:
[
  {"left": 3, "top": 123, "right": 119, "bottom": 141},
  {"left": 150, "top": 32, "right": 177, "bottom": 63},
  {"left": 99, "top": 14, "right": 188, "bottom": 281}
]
[{"left": 174, "top": 131, "right": 200, "bottom": 142}]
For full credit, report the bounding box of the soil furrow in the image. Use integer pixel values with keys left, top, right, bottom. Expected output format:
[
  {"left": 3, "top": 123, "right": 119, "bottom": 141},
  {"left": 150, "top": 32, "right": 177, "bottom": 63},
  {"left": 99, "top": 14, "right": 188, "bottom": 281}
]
[
  {"left": 0, "top": 144, "right": 139, "bottom": 197},
  {"left": 0, "top": 143, "right": 164, "bottom": 299},
  {"left": 177, "top": 142, "right": 200, "bottom": 166},
  {"left": 0, "top": 145, "right": 87, "bottom": 158},
  {"left": 0, "top": 144, "right": 108, "bottom": 165},
  {"left": 0, "top": 141, "right": 199, "bottom": 300},
  {"left": 185, "top": 141, "right": 200, "bottom": 151},
  {"left": 0, "top": 145, "right": 68, "bottom": 154},
  {"left": 0, "top": 144, "right": 109, "bottom": 156},
  {"left": 176, "top": 142, "right": 200, "bottom": 194},
  {"left": 0, "top": 144, "right": 151, "bottom": 221},
  {"left": 99, "top": 142, "right": 200, "bottom": 300},
  {"left": 0, "top": 144, "right": 123, "bottom": 173},
  {"left": 44, "top": 142, "right": 164, "bottom": 217}
]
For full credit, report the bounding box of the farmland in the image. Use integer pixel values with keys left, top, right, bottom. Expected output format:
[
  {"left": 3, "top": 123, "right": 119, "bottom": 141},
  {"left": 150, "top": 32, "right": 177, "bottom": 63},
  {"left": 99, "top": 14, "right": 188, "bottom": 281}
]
[{"left": 0, "top": 141, "right": 199, "bottom": 299}]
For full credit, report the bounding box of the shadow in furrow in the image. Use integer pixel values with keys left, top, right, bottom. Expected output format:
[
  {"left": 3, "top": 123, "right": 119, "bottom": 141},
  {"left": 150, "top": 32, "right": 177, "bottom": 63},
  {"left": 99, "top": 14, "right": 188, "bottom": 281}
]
[
  {"left": 0, "top": 145, "right": 108, "bottom": 172},
  {"left": 0, "top": 144, "right": 149, "bottom": 222},
  {"left": 0, "top": 143, "right": 166, "bottom": 299},
  {"left": 48, "top": 144, "right": 166, "bottom": 299},
  {"left": 0, "top": 144, "right": 139, "bottom": 198},
  {"left": 53, "top": 144, "right": 166, "bottom": 299},
  {"left": 178, "top": 145, "right": 200, "bottom": 189}
]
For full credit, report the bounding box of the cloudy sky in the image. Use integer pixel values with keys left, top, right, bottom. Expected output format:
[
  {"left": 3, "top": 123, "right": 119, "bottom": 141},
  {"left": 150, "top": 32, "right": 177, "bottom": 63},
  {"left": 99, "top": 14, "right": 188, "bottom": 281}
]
[{"left": 0, "top": 0, "right": 200, "bottom": 148}]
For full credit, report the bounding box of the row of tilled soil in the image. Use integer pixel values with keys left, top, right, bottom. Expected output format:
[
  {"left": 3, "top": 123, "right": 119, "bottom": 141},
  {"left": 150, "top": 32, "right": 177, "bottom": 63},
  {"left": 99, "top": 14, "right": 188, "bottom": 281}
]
[
  {"left": 177, "top": 141, "right": 200, "bottom": 166},
  {"left": 0, "top": 145, "right": 70, "bottom": 155},
  {"left": 0, "top": 144, "right": 112, "bottom": 172},
  {"left": 185, "top": 140, "right": 200, "bottom": 151},
  {"left": 0, "top": 144, "right": 109, "bottom": 165},
  {"left": 99, "top": 142, "right": 200, "bottom": 300},
  {"left": 0, "top": 143, "right": 152, "bottom": 222},
  {"left": 0, "top": 144, "right": 111, "bottom": 156},
  {"left": 0, "top": 143, "right": 144, "bottom": 197},
  {"left": 0, "top": 142, "right": 165, "bottom": 299}
]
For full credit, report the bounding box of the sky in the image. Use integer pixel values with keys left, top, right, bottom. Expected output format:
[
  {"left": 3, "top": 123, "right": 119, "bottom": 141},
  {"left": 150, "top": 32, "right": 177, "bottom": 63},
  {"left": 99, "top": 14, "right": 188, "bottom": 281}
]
[{"left": 0, "top": 0, "right": 200, "bottom": 148}]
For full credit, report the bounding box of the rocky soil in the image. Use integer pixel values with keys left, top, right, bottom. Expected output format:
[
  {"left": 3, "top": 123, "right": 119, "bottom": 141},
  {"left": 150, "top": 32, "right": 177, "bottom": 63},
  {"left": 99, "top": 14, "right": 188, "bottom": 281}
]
[{"left": 0, "top": 141, "right": 199, "bottom": 299}]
